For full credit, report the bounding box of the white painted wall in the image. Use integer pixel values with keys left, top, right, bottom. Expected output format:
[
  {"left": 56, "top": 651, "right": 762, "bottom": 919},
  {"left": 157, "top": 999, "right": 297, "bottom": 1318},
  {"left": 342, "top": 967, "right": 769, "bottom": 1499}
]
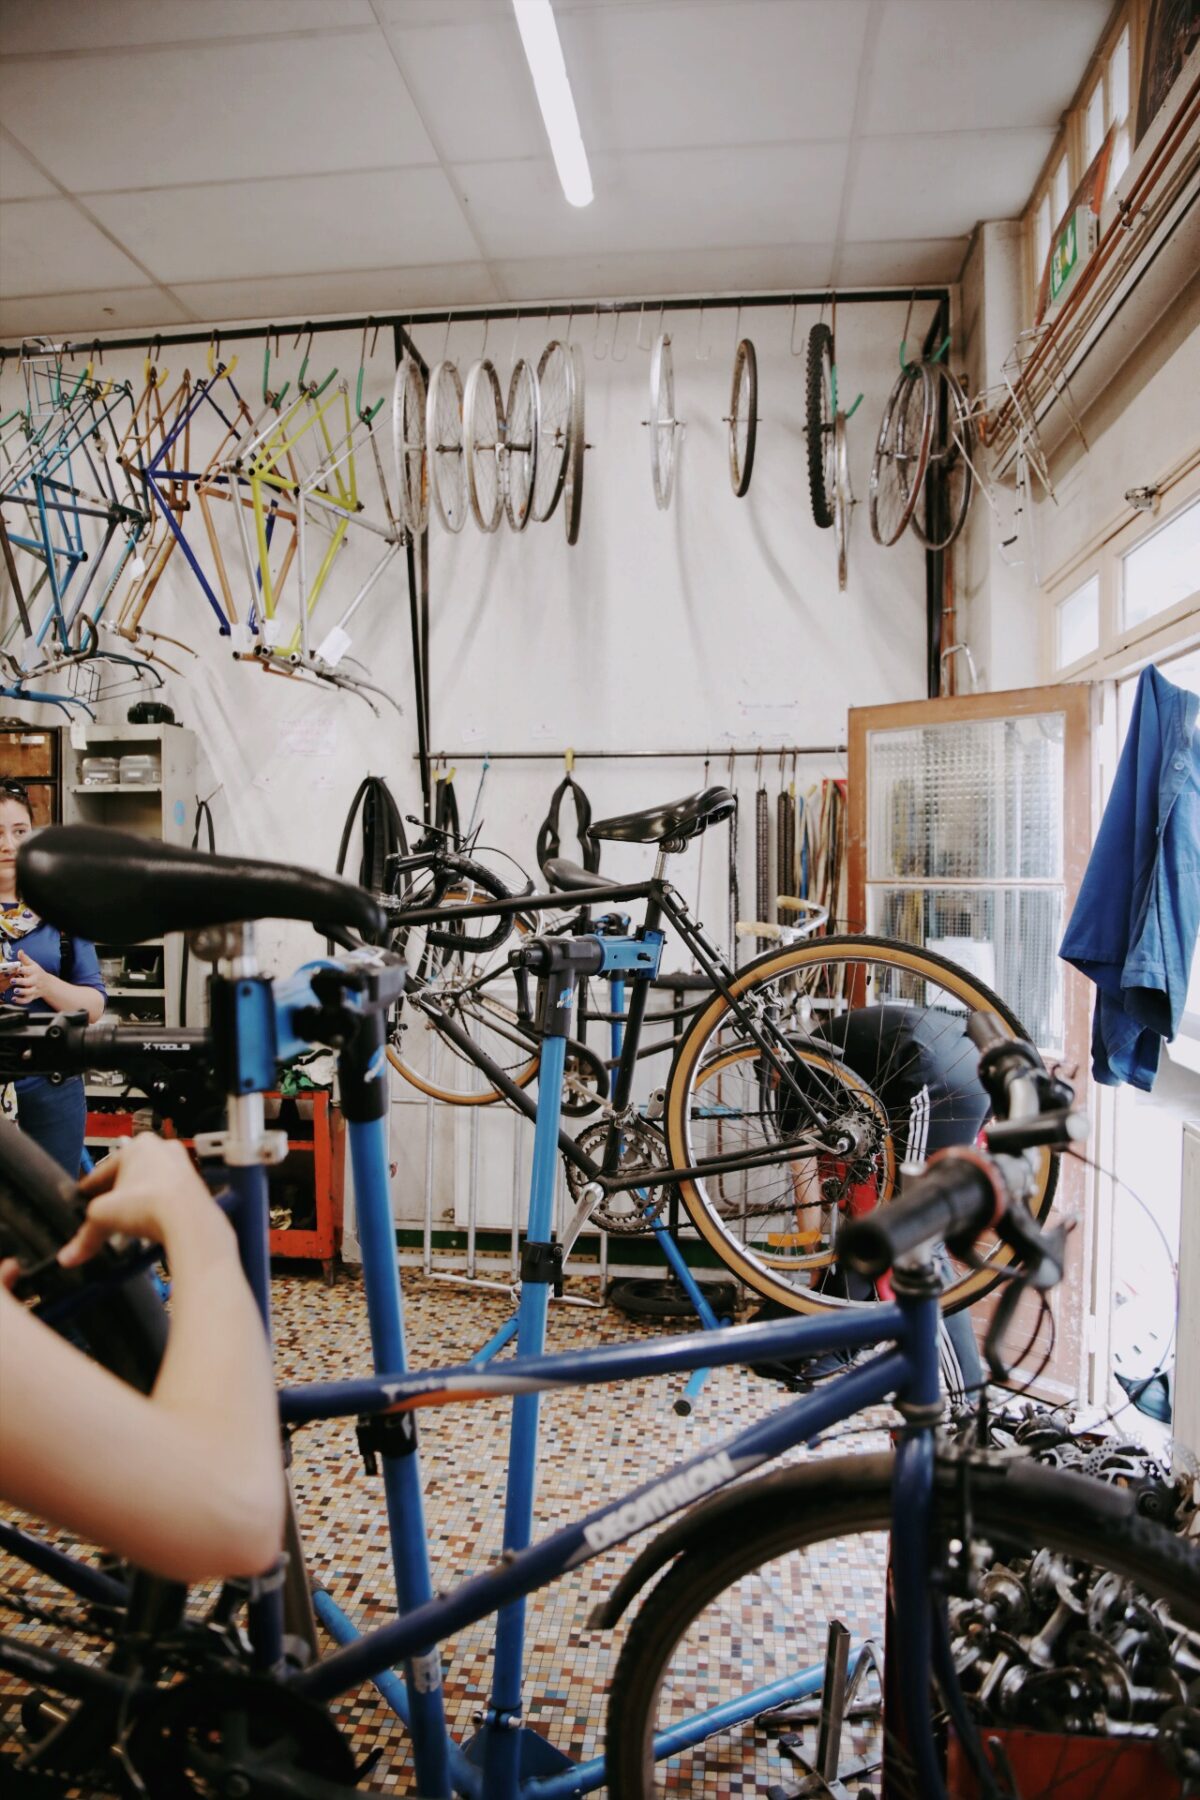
[{"left": 2, "top": 300, "right": 937, "bottom": 1226}]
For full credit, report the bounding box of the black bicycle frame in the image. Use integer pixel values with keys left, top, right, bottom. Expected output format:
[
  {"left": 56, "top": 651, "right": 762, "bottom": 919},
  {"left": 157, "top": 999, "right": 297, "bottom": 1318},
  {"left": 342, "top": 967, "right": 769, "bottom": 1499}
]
[{"left": 395, "top": 874, "right": 843, "bottom": 1196}]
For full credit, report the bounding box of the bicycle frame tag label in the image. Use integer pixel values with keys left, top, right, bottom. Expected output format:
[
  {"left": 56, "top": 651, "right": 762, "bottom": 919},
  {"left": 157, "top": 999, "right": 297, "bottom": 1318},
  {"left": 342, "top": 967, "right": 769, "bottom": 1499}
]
[{"left": 582, "top": 1449, "right": 736, "bottom": 1551}]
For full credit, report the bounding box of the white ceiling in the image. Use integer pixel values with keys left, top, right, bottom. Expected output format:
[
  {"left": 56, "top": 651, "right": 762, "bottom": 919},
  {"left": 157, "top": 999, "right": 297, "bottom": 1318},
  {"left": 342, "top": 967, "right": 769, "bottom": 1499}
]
[{"left": 0, "top": 0, "right": 1112, "bottom": 337}]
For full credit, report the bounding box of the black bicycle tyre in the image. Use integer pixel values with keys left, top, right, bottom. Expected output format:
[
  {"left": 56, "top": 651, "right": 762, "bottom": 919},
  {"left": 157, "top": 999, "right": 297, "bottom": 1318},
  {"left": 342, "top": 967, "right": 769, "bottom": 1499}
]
[
  {"left": 728, "top": 338, "right": 757, "bottom": 498},
  {"left": 911, "top": 365, "right": 976, "bottom": 553},
  {"left": 663, "top": 934, "right": 1058, "bottom": 1317},
  {"left": 806, "top": 322, "right": 835, "bottom": 529},
  {"left": 605, "top": 1449, "right": 1200, "bottom": 1797},
  {"left": 0, "top": 1120, "right": 165, "bottom": 1391}
]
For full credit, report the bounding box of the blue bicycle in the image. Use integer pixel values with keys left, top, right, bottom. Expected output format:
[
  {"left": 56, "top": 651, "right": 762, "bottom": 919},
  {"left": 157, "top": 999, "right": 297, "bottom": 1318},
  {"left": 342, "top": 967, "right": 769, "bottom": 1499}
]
[{"left": 1, "top": 825, "right": 1196, "bottom": 1799}]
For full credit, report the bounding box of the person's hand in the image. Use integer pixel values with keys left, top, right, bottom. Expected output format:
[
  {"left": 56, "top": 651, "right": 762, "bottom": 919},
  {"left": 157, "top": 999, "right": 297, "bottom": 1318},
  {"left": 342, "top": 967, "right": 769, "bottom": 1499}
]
[
  {"left": 58, "top": 1136, "right": 227, "bottom": 1269},
  {"left": 10, "top": 951, "right": 50, "bottom": 1005},
  {"left": 0, "top": 1257, "right": 20, "bottom": 1290}
]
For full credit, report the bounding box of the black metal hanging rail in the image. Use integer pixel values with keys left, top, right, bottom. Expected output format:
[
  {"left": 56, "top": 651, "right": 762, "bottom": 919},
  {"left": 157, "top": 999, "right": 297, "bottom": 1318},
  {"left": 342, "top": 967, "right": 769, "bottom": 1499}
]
[
  {"left": 0, "top": 288, "right": 949, "bottom": 361},
  {"left": 419, "top": 745, "right": 847, "bottom": 762}
]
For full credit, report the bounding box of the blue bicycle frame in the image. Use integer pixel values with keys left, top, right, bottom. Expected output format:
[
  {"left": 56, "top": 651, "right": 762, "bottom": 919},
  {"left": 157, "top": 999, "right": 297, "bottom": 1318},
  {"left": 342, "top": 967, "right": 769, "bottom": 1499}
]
[{"left": 14, "top": 932, "right": 951, "bottom": 1800}]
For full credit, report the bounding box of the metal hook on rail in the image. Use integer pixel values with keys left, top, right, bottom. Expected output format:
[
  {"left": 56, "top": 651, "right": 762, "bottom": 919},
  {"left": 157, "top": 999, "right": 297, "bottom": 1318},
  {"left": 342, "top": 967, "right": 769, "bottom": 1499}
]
[
  {"left": 610, "top": 310, "right": 629, "bottom": 362},
  {"left": 789, "top": 299, "right": 804, "bottom": 355},
  {"left": 694, "top": 302, "right": 711, "bottom": 361},
  {"left": 509, "top": 308, "right": 522, "bottom": 366},
  {"left": 592, "top": 308, "right": 609, "bottom": 362},
  {"left": 441, "top": 310, "right": 454, "bottom": 362},
  {"left": 144, "top": 336, "right": 167, "bottom": 390},
  {"left": 635, "top": 301, "right": 651, "bottom": 352},
  {"left": 263, "top": 326, "right": 290, "bottom": 410},
  {"left": 355, "top": 317, "right": 380, "bottom": 420},
  {"left": 208, "top": 330, "right": 238, "bottom": 379}
]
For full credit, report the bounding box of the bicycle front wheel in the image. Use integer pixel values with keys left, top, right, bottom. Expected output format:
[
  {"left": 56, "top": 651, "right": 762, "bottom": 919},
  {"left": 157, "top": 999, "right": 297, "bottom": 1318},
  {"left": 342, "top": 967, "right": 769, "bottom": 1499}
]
[
  {"left": 605, "top": 1450, "right": 1200, "bottom": 1798},
  {"left": 663, "top": 936, "right": 1057, "bottom": 1314}
]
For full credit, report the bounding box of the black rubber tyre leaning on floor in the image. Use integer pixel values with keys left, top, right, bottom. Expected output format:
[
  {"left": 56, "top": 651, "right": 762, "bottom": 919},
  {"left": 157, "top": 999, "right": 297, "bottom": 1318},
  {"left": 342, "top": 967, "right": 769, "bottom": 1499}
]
[
  {"left": 0, "top": 1118, "right": 165, "bottom": 1389},
  {"left": 663, "top": 935, "right": 1058, "bottom": 1316},
  {"left": 603, "top": 1449, "right": 1200, "bottom": 1798},
  {"left": 806, "top": 322, "right": 835, "bottom": 528}
]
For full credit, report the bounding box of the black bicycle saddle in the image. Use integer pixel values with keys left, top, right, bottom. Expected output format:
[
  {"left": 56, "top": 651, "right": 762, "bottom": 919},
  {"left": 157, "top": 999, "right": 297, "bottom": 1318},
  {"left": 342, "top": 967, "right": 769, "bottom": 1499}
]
[
  {"left": 589, "top": 786, "right": 736, "bottom": 846},
  {"left": 542, "top": 856, "right": 612, "bottom": 894},
  {"left": 18, "top": 826, "right": 385, "bottom": 945}
]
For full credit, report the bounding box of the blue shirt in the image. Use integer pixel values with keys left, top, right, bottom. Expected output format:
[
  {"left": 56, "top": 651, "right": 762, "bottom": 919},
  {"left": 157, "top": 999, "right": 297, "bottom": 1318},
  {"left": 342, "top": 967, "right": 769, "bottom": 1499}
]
[
  {"left": 1, "top": 919, "right": 106, "bottom": 1091},
  {"left": 1060, "top": 664, "right": 1200, "bottom": 1090}
]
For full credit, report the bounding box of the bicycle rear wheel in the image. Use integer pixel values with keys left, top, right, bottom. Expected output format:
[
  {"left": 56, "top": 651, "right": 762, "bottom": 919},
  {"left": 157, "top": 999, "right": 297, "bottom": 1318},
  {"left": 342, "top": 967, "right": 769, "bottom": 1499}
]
[
  {"left": 425, "top": 359, "right": 467, "bottom": 534},
  {"left": 911, "top": 365, "right": 975, "bottom": 552},
  {"left": 604, "top": 1450, "right": 1200, "bottom": 1798},
  {"left": 504, "top": 358, "right": 539, "bottom": 532},
  {"left": 648, "top": 333, "right": 677, "bottom": 512},
  {"left": 869, "top": 362, "right": 933, "bottom": 547},
  {"left": 532, "top": 341, "right": 572, "bottom": 523},
  {"left": 463, "top": 358, "right": 504, "bottom": 534},
  {"left": 392, "top": 354, "right": 428, "bottom": 537},
  {"left": 563, "top": 342, "right": 586, "bottom": 546},
  {"left": 728, "top": 338, "right": 757, "bottom": 498},
  {"left": 663, "top": 935, "right": 1057, "bottom": 1315},
  {"left": 806, "top": 322, "right": 835, "bottom": 528}
]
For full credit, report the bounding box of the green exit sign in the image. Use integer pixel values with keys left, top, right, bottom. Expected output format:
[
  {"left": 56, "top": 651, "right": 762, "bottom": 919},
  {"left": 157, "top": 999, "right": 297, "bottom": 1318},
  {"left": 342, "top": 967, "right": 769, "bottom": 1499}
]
[{"left": 1048, "top": 207, "right": 1097, "bottom": 309}]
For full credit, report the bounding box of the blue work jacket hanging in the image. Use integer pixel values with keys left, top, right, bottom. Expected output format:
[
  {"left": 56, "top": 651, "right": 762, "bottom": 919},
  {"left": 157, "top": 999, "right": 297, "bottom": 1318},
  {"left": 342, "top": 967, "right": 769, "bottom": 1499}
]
[{"left": 1060, "top": 664, "right": 1200, "bottom": 1091}]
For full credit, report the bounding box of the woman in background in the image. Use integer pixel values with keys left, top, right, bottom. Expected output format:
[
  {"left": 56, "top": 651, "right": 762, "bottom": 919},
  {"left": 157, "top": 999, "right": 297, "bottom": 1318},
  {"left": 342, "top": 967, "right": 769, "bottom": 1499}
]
[{"left": 0, "top": 778, "right": 106, "bottom": 1174}]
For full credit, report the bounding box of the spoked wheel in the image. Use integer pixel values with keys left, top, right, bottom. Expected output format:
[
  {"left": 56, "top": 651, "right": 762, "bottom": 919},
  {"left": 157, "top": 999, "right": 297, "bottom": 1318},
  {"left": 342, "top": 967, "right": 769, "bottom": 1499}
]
[
  {"left": 663, "top": 936, "right": 1057, "bottom": 1315},
  {"left": 833, "top": 408, "right": 852, "bottom": 590},
  {"left": 392, "top": 353, "right": 428, "bottom": 536},
  {"left": 869, "top": 361, "right": 933, "bottom": 547},
  {"left": 532, "top": 340, "right": 573, "bottom": 522},
  {"left": 604, "top": 1451, "right": 1200, "bottom": 1798},
  {"left": 503, "top": 357, "right": 540, "bottom": 531},
  {"left": 728, "top": 338, "right": 757, "bottom": 498},
  {"left": 387, "top": 893, "right": 538, "bottom": 1104},
  {"left": 911, "top": 364, "right": 976, "bottom": 552},
  {"left": 648, "top": 332, "right": 679, "bottom": 511},
  {"left": 463, "top": 358, "right": 505, "bottom": 534},
  {"left": 425, "top": 358, "right": 468, "bottom": 533},
  {"left": 563, "top": 342, "right": 586, "bottom": 546},
  {"left": 806, "top": 321, "right": 835, "bottom": 529}
]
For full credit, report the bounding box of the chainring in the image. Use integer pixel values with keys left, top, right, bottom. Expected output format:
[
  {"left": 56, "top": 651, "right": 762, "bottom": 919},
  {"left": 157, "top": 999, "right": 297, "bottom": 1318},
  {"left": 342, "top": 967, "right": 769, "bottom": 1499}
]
[
  {"left": 126, "top": 1671, "right": 358, "bottom": 1797},
  {"left": 565, "top": 1117, "right": 672, "bottom": 1233}
]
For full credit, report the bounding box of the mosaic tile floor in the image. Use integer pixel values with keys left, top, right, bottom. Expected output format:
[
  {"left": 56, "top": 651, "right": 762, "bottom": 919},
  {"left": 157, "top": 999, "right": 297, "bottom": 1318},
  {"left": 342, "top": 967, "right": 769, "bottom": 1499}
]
[{"left": 1, "top": 1264, "right": 893, "bottom": 1795}]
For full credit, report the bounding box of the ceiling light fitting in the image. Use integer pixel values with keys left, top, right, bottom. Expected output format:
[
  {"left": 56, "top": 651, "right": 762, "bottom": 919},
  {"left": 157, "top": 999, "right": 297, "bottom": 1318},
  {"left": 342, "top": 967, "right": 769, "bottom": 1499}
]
[{"left": 512, "top": 0, "right": 594, "bottom": 209}]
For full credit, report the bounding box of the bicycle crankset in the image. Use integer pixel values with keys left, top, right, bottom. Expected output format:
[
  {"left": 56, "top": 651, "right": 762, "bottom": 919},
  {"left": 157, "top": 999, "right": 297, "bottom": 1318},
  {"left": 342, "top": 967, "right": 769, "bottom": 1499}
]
[
  {"left": 565, "top": 1117, "right": 672, "bottom": 1232},
  {"left": 126, "top": 1672, "right": 359, "bottom": 1797}
]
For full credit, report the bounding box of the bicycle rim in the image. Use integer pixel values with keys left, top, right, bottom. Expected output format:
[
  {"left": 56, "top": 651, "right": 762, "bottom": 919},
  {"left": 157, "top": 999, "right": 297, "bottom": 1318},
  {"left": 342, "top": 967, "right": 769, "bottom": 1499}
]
[
  {"left": 463, "top": 358, "right": 504, "bottom": 534},
  {"left": 911, "top": 365, "right": 976, "bottom": 552},
  {"left": 532, "top": 340, "right": 572, "bottom": 522},
  {"left": 503, "top": 358, "right": 539, "bottom": 532},
  {"left": 563, "top": 342, "right": 586, "bottom": 546},
  {"left": 834, "top": 408, "right": 851, "bottom": 591},
  {"left": 425, "top": 359, "right": 467, "bottom": 534},
  {"left": 604, "top": 1450, "right": 1200, "bottom": 1798},
  {"left": 806, "top": 321, "right": 835, "bottom": 529},
  {"left": 649, "top": 332, "right": 677, "bottom": 511},
  {"left": 728, "top": 338, "right": 757, "bottom": 498},
  {"left": 869, "top": 362, "right": 932, "bottom": 547},
  {"left": 394, "top": 354, "right": 428, "bottom": 537},
  {"left": 664, "top": 935, "right": 1056, "bottom": 1314}
]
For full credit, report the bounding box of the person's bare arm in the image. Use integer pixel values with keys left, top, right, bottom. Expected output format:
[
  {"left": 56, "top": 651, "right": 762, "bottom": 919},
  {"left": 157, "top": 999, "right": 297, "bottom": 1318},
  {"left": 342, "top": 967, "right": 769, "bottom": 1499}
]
[
  {"left": 0, "top": 1138, "right": 285, "bottom": 1582},
  {"left": 6, "top": 951, "right": 104, "bottom": 1022}
]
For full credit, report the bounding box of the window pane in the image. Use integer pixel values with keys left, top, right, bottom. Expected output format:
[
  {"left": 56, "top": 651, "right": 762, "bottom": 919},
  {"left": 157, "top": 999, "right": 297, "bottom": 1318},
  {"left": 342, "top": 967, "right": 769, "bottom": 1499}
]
[
  {"left": 1051, "top": 155, "right": 1069, "bottom": 225},
  {"left": 1109, "top": 25, "right": 1130, "bottom": 124},
  {"left": 1035, "top": 192, "right": 1051, "bottom": 276},
  {"left": 1086, "top": 81, "right": 1106, "bottom": 163},
  {"left": 1107, "top": 126, "right": 1131, "bottom": 195},
  {"left": 1057, "top": 574, "right": 1100, "bottom": 667},
  {"left": 1122, "top": 497, "right": 1200, "bottom": 629}
]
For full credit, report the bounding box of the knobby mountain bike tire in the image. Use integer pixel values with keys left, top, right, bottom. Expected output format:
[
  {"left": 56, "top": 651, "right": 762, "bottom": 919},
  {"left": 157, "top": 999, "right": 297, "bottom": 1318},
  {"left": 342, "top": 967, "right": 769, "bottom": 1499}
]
[
  {"left": 563, "top": 342, "right": 586, "bottom": 546},
  {"left": 604, "top": 1449, "right": 1200, "bottom": 1798},
  {"left": 663, "top": 935, "right": 1057, "bottom": 1316},
  {"left": 911, "top": 363, "right": 976, "bottom": 553},
  {"left": 728, "top": 338, "right": 757, "bottom": 498},
  {"left": 806, "top": 321, "right": 835, "bottom": 529},
  {"left": 463, "top": 358, "right": 505, "bottom": 534}
]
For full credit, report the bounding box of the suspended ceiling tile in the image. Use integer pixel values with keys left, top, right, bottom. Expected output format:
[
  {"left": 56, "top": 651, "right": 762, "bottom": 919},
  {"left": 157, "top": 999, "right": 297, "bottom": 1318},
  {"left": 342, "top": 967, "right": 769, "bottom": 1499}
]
[
  {"left": 0, "top": 1, "right": 375, "bottom": 55},
  {"left": 834, "top": 238, "right": 966, "bottom": 286},
  {"left": 84, "top": 168, "right": 478, "bottom": 284},
  {"left": 0, "top": 33, "right": 434, "bottom": 193},
  {"left": 0, "top": 285, "right": 191, "bottom": 340},
  {"left": 169, "top": 262, "right": 502, "bottom": 325},
  {"left": 560, "top": 0, "right": 869, "bottom": 151},
  {"left": 459, "top": 142, "right": 848, "bottom": 261},
  {"left": 862, "top": 0, "right": 1113, "bottom": 136},
  {"left": 844, "top": 129, "right": 1056, "bottom": 242},
  {"left": 487, "top": 243, "right": 838, "bottom": 305},
  {"left": 380, "top": 16, "right": 547, "bottom": 164},
  {"left": 0, "top": 198, "right": 152, "bottom": 296},
  {"left": 0, "top": 138, "right": 57, "bottom": 201}
]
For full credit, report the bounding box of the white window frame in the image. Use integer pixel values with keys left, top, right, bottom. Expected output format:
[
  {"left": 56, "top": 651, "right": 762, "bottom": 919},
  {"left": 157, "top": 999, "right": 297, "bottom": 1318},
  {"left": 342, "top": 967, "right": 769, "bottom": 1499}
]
[{"left": 1043, "top": 459, "right": 1200, "bottom": 684}]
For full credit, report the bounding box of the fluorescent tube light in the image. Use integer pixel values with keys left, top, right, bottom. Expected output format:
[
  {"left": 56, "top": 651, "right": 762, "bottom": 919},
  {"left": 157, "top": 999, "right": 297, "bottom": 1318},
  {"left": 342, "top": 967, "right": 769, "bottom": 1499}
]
[{"left": 512, "top": 0, "right": 594, "bottom": 208}]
